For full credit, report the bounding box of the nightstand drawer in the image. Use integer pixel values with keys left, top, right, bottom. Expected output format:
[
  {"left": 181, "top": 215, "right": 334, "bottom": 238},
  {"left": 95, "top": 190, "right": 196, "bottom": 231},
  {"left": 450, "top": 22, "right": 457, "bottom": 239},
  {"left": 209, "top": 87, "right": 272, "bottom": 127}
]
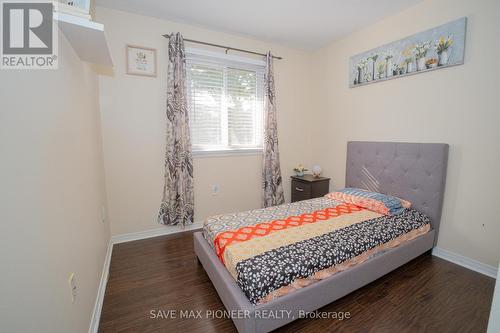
[
  {"left": 291, "top": 180, "right": 311, "bottom": 202},
  {"left": 290, "top": 175, "right": 330, "bottom": 202}
]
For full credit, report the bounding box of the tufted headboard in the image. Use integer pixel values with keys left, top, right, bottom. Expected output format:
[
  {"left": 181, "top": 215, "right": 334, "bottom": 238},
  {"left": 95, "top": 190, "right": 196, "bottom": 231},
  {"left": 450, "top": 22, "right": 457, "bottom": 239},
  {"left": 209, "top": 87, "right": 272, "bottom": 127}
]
[{"left": 345, "top": 141, "right": 449, "bottom": 244}]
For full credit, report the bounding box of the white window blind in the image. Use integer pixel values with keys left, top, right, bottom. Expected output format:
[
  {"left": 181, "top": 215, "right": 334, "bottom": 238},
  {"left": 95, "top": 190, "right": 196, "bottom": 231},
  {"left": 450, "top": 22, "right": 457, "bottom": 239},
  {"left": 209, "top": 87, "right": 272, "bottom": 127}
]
[{"left": 186, "top": 50, "right": 265, "bottom": 154}]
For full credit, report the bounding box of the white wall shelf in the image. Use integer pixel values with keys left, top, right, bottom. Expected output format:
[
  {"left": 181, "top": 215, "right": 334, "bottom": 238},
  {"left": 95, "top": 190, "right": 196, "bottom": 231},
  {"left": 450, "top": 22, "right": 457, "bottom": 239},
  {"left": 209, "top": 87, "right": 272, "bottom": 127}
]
[{"left": 55, "top": 13, "right": 113, "bottom": 66}]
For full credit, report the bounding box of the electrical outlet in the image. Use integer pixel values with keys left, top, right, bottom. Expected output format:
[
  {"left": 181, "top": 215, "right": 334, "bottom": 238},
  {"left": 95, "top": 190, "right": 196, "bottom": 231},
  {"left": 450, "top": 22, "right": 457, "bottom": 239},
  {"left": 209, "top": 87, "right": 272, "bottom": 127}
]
[
  {"left": 212, "top": 184, "right": 220, "bottom": 195},
  {"left": 68, "top": 273, "right": 77, "bottom": 303}
]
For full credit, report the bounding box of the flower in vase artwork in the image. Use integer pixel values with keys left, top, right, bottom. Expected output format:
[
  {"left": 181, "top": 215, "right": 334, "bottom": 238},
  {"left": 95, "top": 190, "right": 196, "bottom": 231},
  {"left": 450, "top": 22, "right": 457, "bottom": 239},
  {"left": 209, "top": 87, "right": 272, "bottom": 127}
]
[{"left": 349, "top": 17, "right": 466, "bottom": 87}]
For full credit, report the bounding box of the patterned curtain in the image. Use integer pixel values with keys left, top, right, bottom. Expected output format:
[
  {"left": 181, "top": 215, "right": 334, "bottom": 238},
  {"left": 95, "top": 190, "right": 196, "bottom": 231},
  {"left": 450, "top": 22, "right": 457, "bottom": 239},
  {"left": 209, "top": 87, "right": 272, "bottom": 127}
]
[
  {"left": 262, "top": 52, "right": 285, "bottom": 208},
  {"left": 158, "top": 33, "right": 194, "bottom": 227}
]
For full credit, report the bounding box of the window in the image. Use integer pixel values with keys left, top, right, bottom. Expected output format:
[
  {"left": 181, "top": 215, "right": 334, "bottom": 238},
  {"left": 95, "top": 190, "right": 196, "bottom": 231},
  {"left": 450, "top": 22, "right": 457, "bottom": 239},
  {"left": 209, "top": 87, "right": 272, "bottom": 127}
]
[{"left": 186, "top": 49, "right": 265, "bottom": 154}]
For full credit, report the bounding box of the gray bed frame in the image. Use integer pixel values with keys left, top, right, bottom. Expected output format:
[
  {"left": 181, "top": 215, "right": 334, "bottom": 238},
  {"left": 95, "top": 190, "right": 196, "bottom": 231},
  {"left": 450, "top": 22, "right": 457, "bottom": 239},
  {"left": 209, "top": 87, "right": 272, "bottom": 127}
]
[{"left": 194, "top": 141, "right": 449, "bottom": 333}]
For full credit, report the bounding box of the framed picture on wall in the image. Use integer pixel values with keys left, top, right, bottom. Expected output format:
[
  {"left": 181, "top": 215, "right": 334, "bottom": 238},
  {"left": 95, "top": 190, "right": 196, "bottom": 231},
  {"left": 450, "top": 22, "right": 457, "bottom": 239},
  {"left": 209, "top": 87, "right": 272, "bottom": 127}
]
[
  {"left": 55, "top": 0, "right": 92, "bottom": 20},
  {"left": 126, "top": 45, "right": 157, "bottom": 77}
]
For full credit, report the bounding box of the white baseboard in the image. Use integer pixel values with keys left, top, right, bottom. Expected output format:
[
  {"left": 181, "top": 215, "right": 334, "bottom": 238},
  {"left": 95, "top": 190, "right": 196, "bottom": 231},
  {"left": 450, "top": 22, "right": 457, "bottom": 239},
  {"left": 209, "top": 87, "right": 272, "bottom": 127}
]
[
  {"left": 110, "top": 221, "right": 203, "bottom": 244},
  {"left": 432, "top": 247, "right": 498, "bottom": 279},
  {"left": 89, "top": 222, "right": 203, "bottom": 332},
  {"left": 89, "top": 240, "right": 113, "bottom": 333}
]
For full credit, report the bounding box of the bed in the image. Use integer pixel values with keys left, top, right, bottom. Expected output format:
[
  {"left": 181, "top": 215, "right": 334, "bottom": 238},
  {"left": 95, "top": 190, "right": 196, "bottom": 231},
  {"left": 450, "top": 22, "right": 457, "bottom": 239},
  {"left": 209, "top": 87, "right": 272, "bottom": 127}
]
[{"left": 193, "top": 141, "right": 449, "bottom": 333}]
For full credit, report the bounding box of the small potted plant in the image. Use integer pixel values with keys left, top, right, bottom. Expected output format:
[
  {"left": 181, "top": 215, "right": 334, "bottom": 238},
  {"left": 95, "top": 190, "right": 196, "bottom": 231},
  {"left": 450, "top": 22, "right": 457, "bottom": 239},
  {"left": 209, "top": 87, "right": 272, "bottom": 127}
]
[
  {"left": 293, "top": 164, "right": 308, "bottom": 177},
  {"left": 413, "top": 41, "right": 431, "bottom": 71},
  {"left": 435, "top": 36, "right": 453, "bottom": 66}
]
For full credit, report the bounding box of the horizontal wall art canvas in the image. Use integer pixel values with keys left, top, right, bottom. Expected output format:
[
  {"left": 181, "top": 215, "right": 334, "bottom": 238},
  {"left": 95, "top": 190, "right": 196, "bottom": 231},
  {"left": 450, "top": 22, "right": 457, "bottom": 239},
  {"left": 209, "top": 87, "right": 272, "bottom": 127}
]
[{"left": 349, "top": 17, "right": 467, "bottom": 88}]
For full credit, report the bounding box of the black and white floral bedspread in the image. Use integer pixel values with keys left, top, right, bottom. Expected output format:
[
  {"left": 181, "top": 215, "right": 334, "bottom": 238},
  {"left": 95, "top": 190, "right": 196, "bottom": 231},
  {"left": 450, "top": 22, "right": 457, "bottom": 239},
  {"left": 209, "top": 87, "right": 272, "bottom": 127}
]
[{"left": 235, "top": 208, "right": 430, "bottom": 304}]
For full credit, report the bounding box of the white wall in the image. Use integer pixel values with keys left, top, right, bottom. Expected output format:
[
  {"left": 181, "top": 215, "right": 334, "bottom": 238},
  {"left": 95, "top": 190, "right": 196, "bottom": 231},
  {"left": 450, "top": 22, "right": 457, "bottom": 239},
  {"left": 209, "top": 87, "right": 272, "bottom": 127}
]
[
  {"left": 0, "top": 31, "right": 110, "bottom": 332},
  {"left": 488, "top": 261, "right": 500, "bottom": 332},
  {"left": 96, "top": 1, "right": 499, "bottom": 267},
  {"left": 310, "top": 0, "right": 500, "bottom": 267},
  {"left": 95, "top": 7, "right": 315, "bottom": 236}
]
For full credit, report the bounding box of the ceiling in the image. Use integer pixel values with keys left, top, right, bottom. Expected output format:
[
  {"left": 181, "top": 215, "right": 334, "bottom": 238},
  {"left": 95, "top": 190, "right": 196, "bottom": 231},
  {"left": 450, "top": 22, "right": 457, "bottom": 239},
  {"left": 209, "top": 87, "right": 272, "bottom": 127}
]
[{"left": 96, "top": 0, "right": 422, "bottom": 50}]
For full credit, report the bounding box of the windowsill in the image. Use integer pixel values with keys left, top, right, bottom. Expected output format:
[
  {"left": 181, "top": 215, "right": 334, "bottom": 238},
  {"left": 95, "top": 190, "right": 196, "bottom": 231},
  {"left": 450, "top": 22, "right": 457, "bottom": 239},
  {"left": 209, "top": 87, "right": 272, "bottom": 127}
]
[{"left": 192, "top": 148, "right": 263, "bottom": 158}]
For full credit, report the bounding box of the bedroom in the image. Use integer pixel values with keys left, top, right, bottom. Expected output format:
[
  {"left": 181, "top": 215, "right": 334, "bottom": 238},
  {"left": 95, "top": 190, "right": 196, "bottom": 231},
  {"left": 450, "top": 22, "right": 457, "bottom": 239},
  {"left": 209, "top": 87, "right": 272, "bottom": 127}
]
[{"left": 0, "top": 0, "right": 499, "bottom": 332}]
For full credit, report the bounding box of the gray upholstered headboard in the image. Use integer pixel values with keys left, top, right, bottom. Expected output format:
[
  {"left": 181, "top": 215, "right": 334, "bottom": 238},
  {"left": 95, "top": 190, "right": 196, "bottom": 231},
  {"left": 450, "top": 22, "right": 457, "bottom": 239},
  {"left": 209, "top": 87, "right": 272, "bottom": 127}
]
[{"left": 345, "top": 141, "right": 449, "bottom": 244}]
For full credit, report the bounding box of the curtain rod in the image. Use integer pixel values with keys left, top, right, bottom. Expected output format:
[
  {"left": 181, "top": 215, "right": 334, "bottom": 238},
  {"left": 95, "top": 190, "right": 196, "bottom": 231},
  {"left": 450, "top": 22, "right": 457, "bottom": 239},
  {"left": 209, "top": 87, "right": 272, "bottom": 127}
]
[{"left": 162, "top": 34, "right": 283, "bottom": 60}]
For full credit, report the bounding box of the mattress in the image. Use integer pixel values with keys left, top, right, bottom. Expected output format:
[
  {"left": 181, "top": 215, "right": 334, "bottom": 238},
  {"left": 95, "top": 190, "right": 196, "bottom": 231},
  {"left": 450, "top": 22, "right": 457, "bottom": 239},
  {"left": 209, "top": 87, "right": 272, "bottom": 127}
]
[{"left": 203, "top": 196, "right": 430, "bottom": 305}]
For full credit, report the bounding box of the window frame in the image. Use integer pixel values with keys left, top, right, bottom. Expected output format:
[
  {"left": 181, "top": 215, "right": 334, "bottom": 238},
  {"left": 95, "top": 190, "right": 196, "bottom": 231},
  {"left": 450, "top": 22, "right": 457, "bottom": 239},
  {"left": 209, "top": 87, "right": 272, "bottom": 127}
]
[{"left": 185, "top": 48, "right": 266, "bottom": 157}]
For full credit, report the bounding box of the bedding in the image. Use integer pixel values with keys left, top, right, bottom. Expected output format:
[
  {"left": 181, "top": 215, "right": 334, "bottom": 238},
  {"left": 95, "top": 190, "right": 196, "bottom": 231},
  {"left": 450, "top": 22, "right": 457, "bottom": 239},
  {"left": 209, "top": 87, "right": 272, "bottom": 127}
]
[
  {"left": 398, "top": 197, "right": 412, "bottom": 209},
  {"left": 325, "top": 188, "right": 406, "bottom": 215},
  {"left": 203, "top": 195, "right": 430, "bottom": 305}
]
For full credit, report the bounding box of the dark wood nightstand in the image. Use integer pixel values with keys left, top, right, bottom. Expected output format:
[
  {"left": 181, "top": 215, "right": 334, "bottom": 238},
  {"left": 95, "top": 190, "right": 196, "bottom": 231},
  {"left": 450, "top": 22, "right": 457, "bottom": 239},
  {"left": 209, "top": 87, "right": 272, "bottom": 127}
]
[{"left": 291, "top": 174, "right": 330, "bottom": 202}]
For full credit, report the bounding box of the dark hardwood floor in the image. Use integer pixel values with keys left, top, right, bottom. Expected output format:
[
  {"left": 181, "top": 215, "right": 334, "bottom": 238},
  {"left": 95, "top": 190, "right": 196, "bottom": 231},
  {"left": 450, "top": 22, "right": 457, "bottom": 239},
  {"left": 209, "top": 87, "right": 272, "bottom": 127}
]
[{"left": 99, "top": 231, "right": 495, "bottom": 333}]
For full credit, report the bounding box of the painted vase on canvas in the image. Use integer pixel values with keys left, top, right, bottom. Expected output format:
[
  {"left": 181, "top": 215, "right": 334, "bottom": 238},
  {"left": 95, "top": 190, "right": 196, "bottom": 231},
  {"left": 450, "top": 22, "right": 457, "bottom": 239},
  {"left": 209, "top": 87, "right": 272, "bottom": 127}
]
[
  {"left": 417, "top": 57, "right": 427, "bottom": 71},
  {"left": 438, "top": 50, "right": 449, "bottom": 66}
]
